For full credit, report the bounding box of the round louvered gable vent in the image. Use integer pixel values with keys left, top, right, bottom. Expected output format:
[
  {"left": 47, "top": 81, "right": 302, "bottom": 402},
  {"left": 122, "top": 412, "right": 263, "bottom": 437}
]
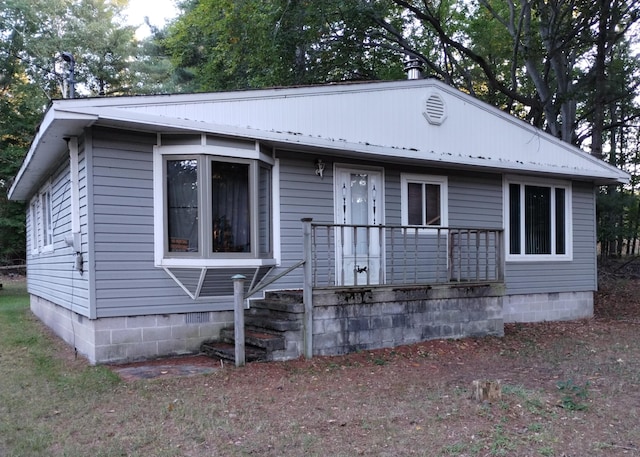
[{"left": 423, "top": 93, "right": 447, "bottom": 125}]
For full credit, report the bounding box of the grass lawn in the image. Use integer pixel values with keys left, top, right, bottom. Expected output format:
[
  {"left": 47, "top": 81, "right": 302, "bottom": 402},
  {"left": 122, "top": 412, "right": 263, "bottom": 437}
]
[{"left": 1, "top": 275, "right": 639, "bottom": 456}]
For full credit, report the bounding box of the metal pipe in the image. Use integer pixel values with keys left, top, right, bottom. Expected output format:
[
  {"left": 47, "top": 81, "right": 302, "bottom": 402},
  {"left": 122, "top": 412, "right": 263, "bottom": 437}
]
[{"left": 61, "top": 52, "right": 75, "bottom": 99}]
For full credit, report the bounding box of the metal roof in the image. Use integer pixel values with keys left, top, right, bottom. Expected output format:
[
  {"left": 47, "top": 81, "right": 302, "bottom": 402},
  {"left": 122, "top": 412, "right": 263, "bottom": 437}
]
[{"left": 9, "top": 79, "right": 629, "bottom": 201}]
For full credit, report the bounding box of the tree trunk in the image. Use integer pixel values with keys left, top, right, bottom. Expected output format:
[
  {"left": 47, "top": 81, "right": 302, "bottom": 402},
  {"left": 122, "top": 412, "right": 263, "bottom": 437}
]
[{"left": 591, "top": 0, "right": 610, "bottom": 159}]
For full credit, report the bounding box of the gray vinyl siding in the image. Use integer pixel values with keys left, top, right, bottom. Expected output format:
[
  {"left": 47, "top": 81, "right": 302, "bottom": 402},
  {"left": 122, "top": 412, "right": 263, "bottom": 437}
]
[
  {"left": 26, "top": 140, "right": 90, "bottom": 316},
  {"left": 89, "top": 129, "right": 271, "bottom": 317},
  {"left": 268, "top": 151, "right": 335, "bottom": 290},
  {"left": 90, "top": 128, "right": 234, "bottom": 318},
  {"left": 449, "top": 173, "right": 503, "bottom": 228},
  {"left": 504, "top": 182, "right": 597, "bottom": 294},
  {"left": 57, "top": 127, "right": 598, "bottom": 317},
  {"left": 269, "top": 161, "right": 598, "bottom": 295}
]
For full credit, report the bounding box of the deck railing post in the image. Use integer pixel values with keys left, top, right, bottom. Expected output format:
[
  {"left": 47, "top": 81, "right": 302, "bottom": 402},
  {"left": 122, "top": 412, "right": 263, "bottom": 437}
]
[
  {"left": 301, "top": 218, "right": 314, "bottom": 358},
  {"left": 232, "top": 274, "right": 246, "bottom": 367},
  {"left": 497, "top": 231, "right": 505, "bottom": 281}
]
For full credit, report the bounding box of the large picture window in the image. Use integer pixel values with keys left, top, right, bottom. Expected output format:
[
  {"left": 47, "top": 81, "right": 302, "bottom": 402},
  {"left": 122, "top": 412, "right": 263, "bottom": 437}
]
[
  {"left": 507, "top": 179, "right": 571, "bottom": 260},
  {"left": 401, "top": 174, "right": 448, "bottom": 228},
  {"left": 162, "top": 153, "right": 272, "bottom": 261}
]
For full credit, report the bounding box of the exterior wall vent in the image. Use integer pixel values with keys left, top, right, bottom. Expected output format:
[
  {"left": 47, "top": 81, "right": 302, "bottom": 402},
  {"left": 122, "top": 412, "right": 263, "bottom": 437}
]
[
  {"left": 423, "top": 93, "right": 447, "bottom": 125},
  {"left": 185, "top": 312, "right": 211, "bottom": 324}
]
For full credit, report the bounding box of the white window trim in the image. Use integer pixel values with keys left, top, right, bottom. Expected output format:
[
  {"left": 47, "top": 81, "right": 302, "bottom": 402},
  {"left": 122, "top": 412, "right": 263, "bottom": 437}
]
[
  {"left": 40, "top": 185, "right": 54, "bottom": 253},
  {"left": 29, "top": 198, "right": 39, "bottom": 255},
  {"left": 400, "top": 173, "right": 448, "bottom": 230},
  {"left": 153, "top": 141, "right": 278, "bottom": 268},
  {"left": 503, "top": 175, "right": 573, "bottom": 262},
  {"left": 29, "top": 183, "right": 55, "bottom": 255}
]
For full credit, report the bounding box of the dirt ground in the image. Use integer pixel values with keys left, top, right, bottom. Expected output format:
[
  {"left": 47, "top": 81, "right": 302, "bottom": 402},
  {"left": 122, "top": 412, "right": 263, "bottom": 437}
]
[{"left": 98, "top": 260, "right": 640, "bottom": 456}]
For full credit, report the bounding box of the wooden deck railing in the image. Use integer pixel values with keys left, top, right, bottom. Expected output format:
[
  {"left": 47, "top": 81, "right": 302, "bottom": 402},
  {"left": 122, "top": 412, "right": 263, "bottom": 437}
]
[{"left": 305, "top": 221, "right": 504, "bottom": 288}]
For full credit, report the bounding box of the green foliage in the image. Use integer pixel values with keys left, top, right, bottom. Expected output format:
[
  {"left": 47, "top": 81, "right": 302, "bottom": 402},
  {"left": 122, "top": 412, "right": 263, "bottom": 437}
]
[
  {"left": 0, "top": 0, "right": 151, "bottom": 264},
  {"left": 597, "top": 187, "right": 640, "bottom": 257},
  {"left": 0, "top": 51, "right": 45, "bottom": 264},
  {"left": 163, "top": 0, "right": 405, "bottom": 92},
  {"left": 556, "top": 379, "right": 590, "bottom": 411}
]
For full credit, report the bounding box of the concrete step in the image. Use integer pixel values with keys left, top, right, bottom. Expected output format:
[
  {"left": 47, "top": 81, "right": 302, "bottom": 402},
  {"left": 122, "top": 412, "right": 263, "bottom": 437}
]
[
  {"left": 200, "top": 341, "right": 267, "bottom": 363},
  {"left": 263, "top": 290, "right": 304, "bottom": 304},
  {"left": 249, "top": 297, "right": 304, "bottom": 314},
  {"left": 245, "top": 306, "right": 303, "bottom": 321},
  {"left": 220, "top": 327, "right": 285, "bottom": 351},
  {"left": 245, "top": 316, "right": 302, "bottom": 332}
]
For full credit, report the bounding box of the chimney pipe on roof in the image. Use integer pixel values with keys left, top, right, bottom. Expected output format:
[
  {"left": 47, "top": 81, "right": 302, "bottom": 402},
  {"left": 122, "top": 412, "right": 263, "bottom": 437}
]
[{"left": 404, "top": 58, "right": 424, "bottom": 80}]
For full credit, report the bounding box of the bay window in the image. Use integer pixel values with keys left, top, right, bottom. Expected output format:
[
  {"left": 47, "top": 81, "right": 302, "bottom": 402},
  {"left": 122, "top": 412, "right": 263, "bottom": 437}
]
[{"left": 156, "top": 140, "right": 274, "bottom": 267}]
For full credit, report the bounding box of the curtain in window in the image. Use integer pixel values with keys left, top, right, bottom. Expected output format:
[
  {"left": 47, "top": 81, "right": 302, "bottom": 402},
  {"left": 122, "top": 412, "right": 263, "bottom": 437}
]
[
  {"left": 167, "top": 159, "right": 199, "bottom": 252},
  {"left": 212, "top": 162, "right": 250, "bottom": 252},
  {"left": 555, "top": 188, "right": 566, "bottom": 254},
  {"left": 524, "top": 186, "right": 551, "bottom": 254},
  {"left": 509, "top": 184, "right": 521, "bottom": 255}
]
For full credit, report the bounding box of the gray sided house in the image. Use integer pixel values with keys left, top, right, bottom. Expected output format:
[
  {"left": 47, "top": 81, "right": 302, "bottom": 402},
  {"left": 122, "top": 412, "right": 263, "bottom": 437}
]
[{"left": 9, "top": 79, "right": 629, "bottom": 364}]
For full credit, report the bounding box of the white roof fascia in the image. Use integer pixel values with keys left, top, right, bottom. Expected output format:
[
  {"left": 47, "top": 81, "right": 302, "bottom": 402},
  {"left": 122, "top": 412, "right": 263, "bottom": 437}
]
[{"left": 8, "top": 105, "right": 98, "bottom": 201}]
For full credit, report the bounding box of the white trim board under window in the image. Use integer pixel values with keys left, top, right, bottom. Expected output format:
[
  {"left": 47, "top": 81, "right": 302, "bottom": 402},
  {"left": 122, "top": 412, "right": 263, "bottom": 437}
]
[
  {"left": 504, "top": 177, "right": 572, "bottom": 262},
  {"left": 400, "top": 173, "right": 448, "bottom": 228}
]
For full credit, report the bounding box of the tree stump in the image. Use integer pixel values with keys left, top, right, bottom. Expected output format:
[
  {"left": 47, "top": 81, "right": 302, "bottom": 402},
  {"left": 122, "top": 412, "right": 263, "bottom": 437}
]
[{"left": 472, "top": 380, "right": 502, "bottom": 402}]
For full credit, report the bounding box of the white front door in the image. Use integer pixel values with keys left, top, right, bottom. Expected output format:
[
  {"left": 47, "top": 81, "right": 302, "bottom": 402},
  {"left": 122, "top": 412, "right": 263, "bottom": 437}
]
[{"left": 334, "top": 167, "right": 384, "bottom": 285}]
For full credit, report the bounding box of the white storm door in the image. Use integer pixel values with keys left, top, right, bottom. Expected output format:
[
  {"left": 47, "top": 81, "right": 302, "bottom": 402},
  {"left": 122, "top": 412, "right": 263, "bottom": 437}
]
[{"left": 335, "top": 167, "right": 384, "bottom": 286}]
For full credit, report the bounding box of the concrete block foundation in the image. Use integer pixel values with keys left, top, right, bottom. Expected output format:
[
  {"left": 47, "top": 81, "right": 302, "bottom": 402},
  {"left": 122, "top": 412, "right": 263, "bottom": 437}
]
[
  {"left": 30, "top": 295, "right": 233, "bottom": 364},
  {"left": 310, "top": 283, "right": 505, "bottom": 357},
  {"left": 502, "top": 291, "right": 593, "bottom": 323}
]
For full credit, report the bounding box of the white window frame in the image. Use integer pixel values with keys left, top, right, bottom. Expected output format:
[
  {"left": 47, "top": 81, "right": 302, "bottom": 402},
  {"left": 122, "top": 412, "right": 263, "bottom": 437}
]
[
  {"left": 504, "top": 176, "right": 573, "bottom": 262},
  {"left": 29, "top": 183, "right": 55, "bottom": 255},
  {"left": 153, "top": 140, "right": 277, "bottom": 268},
  {"left": 40, "top": 186, "right": 54, "bottom": 252},
  {"left": 29, "top": 198, "right": 39, "bottom": 254},
  {"left": 400, "top": 173, "right": 448, "bottom": 229}
]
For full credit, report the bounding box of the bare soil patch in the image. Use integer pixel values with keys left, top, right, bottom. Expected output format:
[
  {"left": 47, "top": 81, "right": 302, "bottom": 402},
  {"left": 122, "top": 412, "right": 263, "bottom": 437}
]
[
  {"left": 93, "top": 262, "right": 640, "bottom": 456},
  {"left": 4, "top": 268, "right": 639, "bottom": 456}
]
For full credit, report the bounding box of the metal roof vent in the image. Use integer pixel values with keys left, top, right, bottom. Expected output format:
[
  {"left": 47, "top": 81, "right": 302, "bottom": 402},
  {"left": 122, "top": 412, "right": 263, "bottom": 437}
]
[{"left": 423, "top": 93, "right": 447, "bottom": 125}]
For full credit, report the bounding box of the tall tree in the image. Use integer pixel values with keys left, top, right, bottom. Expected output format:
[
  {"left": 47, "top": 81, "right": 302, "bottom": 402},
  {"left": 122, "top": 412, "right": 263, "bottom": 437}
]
[
  {"left": 0, "top": 0, "right": 145, "bottom": 264},
  {"left": 0, "top": 61, "right": 44, "bottom": 263},
  {"left": 163, "top": 0, "right": 405, "bottom": 91},
  {"left": 366, "top": 0, "right": 640, "bottom": 152}
]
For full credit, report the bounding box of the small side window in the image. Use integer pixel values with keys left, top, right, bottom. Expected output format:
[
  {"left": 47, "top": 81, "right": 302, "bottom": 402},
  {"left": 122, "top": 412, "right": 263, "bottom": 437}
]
[
  {"left": 41, "top": 189, "right": 53, "bottom": 249},
  {"left": 401, "top": 174, "right": 448, "bottom": 228},
  {"left": 30, "top": 199, "right": 39, "bottom": 253}
]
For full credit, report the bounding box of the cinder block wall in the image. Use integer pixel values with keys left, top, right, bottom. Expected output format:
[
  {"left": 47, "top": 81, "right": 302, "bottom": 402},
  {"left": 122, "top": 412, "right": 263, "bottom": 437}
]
[
  {"left": 310, "top": 284, "right": 505, "bottom": 356},
  {"left": 502, "top": 291, "right": 593, "bottom": 323},
  {"left": 30, "top": 295, "right": 234, "bottom": 364}
]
